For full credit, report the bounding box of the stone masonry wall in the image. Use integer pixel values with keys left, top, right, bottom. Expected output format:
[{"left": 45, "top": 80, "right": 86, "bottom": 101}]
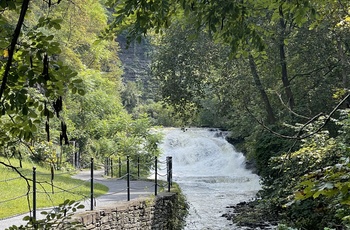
[{"left": 69, "top": 192, "right": 178, "bottom": 230}]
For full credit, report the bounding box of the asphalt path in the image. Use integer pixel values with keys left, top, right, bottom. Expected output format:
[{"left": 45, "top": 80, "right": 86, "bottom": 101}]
[{"left": 0, "top": 170, "right": 155, "bottom": 230}]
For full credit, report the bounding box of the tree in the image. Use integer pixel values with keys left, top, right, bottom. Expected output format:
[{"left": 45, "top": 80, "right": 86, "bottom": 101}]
[
  {"left": 106, "top": 0, "right": 349, "bottom": 102},
  {"left": 121, "top": 81, "right": 142, "bottom": 113},
  {"left": 64, "top": 69, "right": 162, "bottom": 167},
  {"left": 150, "top": 22, "right": 216, "bottom": 121},
  {"left": 0, "top": 1, "right": 162, "bottom": 220},
  {"left": 105, "top": 1, "right": 350, "bottom": 228},
  {"left": 0, "top": 0, "right": 83, "bottom": 160}
]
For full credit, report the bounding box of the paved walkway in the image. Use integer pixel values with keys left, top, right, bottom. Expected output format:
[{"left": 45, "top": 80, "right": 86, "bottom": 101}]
[{"left": 0, "top": 170, "right": 155, "bottom": 229}]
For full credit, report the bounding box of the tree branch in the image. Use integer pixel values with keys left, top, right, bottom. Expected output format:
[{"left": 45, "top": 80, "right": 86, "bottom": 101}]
[
  {"left": 275, "top": 91, "right": 311, "bottom": 120},
  {"left": 289, "top": 65, "right": 336, "bottom": 83},
  {"left": 0, "top": 161, "right": 31, "bottom": 192},
  {"left": 0, "top": 0, "right": 31, "bottom": 101},
  {"left": 245, "top": 93, "right": 350, "bottom": 140}
]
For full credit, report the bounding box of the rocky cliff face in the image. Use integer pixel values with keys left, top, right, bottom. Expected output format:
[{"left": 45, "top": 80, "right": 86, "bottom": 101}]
[{"left": 116, "top": 35, "right": 152, "bottom": 84}]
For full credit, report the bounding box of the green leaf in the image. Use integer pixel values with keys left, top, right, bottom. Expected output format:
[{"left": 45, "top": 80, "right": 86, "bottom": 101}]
[
  {"left": 72, "top": 79, "right": 83, "bottom": 84},
  {"left": 72, "top": 87, "right": 77, "bottom": 94},
  {"left": 29, "top": 110, "right": 37, "bottom": 118},
  {"left": 7, "top": 1, "right": 16, "bottom": 10},
  {"left": 53, "top": 23, "right": 61, "bottom": 30},
  {"left": 295, "top": 191, "right": 305, "bottom": 200},
  {"left": 69, "top": 200, "right": 76, "bottom": 205},
  {"left": 78, "top": 89, "right": 85, "bottom": 96},
  {"left": 47, "top": 35, "right": 54, "bottom": 40},
  {"left": 0, "top": 1, "right": 7, "bottom": 9},
  {"left": 77, "top": 204, "right": 85, "bottom": 209},
  {"left": 313, "top": 190, "right": 322, "bottom": 199},
  {"left": 22, "top": 106, "right": 28, "bottom": 115},
  {"left": 341, "top": 198, "right": 350, "bottom": 205}
]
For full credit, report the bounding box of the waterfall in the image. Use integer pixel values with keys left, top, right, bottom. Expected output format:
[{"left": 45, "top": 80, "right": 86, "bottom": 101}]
[{"left": 159, "top": 128, "right": 261, "bottom": 229}]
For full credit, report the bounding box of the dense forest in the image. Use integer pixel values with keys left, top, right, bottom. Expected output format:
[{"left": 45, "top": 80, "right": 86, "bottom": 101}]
[{"left": 1, "top": 0, "right": 350, "bottom": 229}]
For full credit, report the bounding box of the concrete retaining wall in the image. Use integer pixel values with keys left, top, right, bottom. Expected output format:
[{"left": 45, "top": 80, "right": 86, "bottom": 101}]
[{"left": 69, "top": 192, "right": 179, "bottom": 229}]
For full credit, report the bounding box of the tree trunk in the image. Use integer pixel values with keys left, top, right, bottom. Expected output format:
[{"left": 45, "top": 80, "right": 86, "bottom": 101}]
[
  {"left": 337, "top": 39, "right": 349, "bottom": 88},
  {"left": 0, "top": 0, "right": 31, "bottom": 101},
  {"left": 337, "top": 38, "right": 350, "bottom": 108},
  {"left": 248, "top": 54, "right": 276, "bottom": 124},
  {"left": 279, "top": 17, "right": 295, "bottom": 111}
]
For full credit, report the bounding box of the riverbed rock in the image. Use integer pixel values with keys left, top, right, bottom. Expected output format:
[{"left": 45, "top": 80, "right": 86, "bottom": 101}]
[{"left": 222, "top": 201, "right": 278, "bottom": 229}]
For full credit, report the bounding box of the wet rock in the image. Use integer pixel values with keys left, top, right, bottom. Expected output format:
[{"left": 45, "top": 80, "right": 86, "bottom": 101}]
[{"left": 222, "top": 201, "right": 278, "bottom": 230}]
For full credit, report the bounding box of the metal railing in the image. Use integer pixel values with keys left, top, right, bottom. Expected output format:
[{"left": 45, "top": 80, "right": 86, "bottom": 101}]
[{"left": 0, "top": 155, "right": 173, "bottom": 225}]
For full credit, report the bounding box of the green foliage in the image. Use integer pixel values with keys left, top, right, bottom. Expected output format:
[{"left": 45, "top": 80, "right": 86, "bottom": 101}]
[
  {"left": 0, "top": 0, "right": 111, "bottom": 152},
  {"left": 133, "top": 100, "right": 183, "bottom": 127},
  {"left": 29, "top": 141, "right": 58, "bottom": 164},
  {"left": 253, "top": 111, "right": 350, "bottom": 229},
  {"left": 151, "top": 22, "right": 210, "bottom": 119},
  {"left": 169, "top": 182, "right": 190, "bottom": 230},
  {"left": 287, "top": 114, "right": 350, "bottom": 227},
  {"left": 104, "top": 0, "right": 173, "bottom": 43},
  {"left": 248, "top": 128, "right": 296, "bottom": 181},
  {"left": 121, "top": 81, "right": 142, "bottom": 113},
  {"left": 6, "top": 199, "right": 85, "bottom": 230},
  {"left": 149, "top": 19, "right": 242, "bottom": 126},
  {"left": 64, "top": 70, "right": 162, "bottom": 170},
  {"left": 108, "top": 0, "right": 350, "bottom": 229},
  {"left": 0, "top": 0, "right": 162, "bottom": 221},
  {"left": 2, "top": 0, "right": 350, "bottom": 228},
  {"left": 0, "top": 10, "right": 75, "bottom": 145},
  {"left": 105, "top": 0, "right": 269, "bottom": 52}
]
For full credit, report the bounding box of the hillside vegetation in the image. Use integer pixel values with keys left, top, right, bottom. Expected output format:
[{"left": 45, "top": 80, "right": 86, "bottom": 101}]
[{"left": 1, "top": 0, "right": 350, "bottom": 229}]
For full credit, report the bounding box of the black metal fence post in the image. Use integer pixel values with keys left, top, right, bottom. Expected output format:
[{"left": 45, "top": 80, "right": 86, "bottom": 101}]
[
  {"left": 90, "top": 158, "right": 94, "bottom": 211},
  {"left": 119, "top": 157, "right": 121, "bottom": 178},
  {"left": 104, "top": 158, "right": 107, "bottom": 176},
  {"left": 74, "top": 152, "right": 78, "bottom": 168},
  {"left": 169, "top": 156, "right": 172, "bottom": 188},
  {"left": 77, "top": 151, "right": 81, "bottom": 169},
  {"left": 107, "top": 158, "right": 110, "bottom": 176},
  {"left": 127, "top": 156, "right": 130, "bottom": 201},
  {"left": 111, "top": 158, "right": 113, "bottom": 178},
  {"left": 166, "top": 157, "right": 170, "bottom": 192},
  {"left": 32, "top": 167, "right": 36, "bottom": 226},
  {"left": 155, "top": 157, "right": 158, "bottom": 196},
  {"left": 137, "top": 156, "right": 140, "bottom": 179}
]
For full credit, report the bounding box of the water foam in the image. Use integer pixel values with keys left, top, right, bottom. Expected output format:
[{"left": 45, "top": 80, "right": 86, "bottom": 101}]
[{"left": 159, "top": 127, "right": 261, "bottom": 229}]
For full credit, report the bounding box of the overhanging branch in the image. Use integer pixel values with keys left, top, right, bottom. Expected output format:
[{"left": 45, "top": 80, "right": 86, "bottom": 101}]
[
  {"left": 0, "top": 161, "right": 31, "bottom": 192},
  {"left": 245, "top": 93, "right": 350, "bottom": 140},
  {"left": 0, "top": 0, "right": 31, "bottom": 101}
]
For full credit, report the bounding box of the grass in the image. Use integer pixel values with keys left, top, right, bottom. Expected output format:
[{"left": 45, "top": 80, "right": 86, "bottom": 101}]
[{"left": 0, "top": 157, "right": 108, "bottom": 219}]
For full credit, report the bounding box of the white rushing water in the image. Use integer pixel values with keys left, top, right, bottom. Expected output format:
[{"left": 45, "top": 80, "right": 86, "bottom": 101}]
[{"left": 158, "top": 128, "right": 261, "bottom": 230}]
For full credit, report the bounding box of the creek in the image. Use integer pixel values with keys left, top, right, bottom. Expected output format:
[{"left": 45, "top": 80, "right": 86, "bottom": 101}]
[{"left": 158, "top": 128, "right": 261, "bottom": 229}]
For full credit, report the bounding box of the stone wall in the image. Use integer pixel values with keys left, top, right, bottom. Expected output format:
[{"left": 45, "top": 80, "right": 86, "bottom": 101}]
[{"left": 69, "top": 192, "right": 180, "bottom": 229}]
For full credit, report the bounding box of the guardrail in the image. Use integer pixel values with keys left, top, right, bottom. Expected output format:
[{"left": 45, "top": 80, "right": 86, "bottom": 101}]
[{"left": 0, "top": 155, "right": 173, "bottom": 225}]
